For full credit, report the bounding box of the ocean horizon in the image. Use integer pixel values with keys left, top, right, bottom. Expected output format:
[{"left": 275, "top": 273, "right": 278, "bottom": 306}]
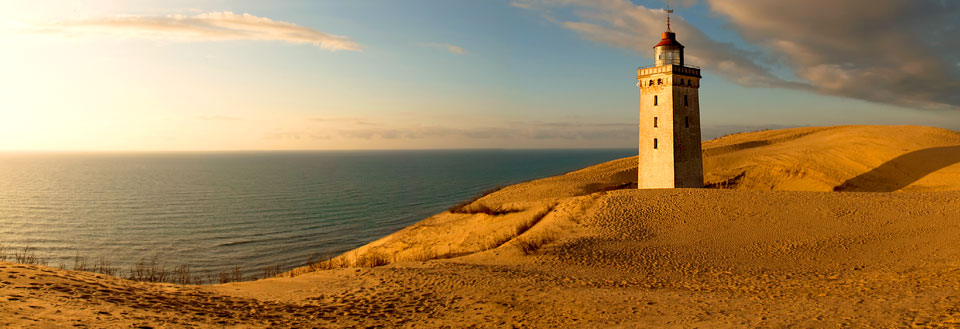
[{"left": 0, "top": 149, "right": 633, "bottom": 279}]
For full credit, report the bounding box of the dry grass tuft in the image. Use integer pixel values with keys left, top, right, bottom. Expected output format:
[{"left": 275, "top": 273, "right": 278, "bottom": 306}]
[
  {"left": 73, "top": 252, "right": 88, "bottom": 272},
  {"left": 515, "top": 205, "right": 555, "bottom": 237},
  {"left": 408, "top": 247, "right": 440, "bottom": 261},
  {"left": 436, "top": 251, "right": 469, "bottom": 259},
  {"left": 515, "top": 234, "right": 556, "bottom": 255},
  {"left": 13, "top": 246, "right": 45, "bottom": 265},
  {"left": 301, "top": 254, "right": 348, "bottom": 273},
  {"left": 448, "top": 185, "right": 510, "bottom": 214},
  {"left": 171, "top": 264, "right": 205, "bottom": 285},
  {"left": 2, "top": 245, "right": 302, "bottom": 285},
  {"left": 127, "top": 254, "right": 168, "bottom": 283},
  {"left": 452, "top": 203, "right": 522, "bottom": 216},
  {"left": 482, "top": 233, "right": 515, "bottom": 251},
  {"left": 355, "top": 251, "right": 391, "bottom": 268},
  {"left": 218, "top": 265, "right": 243, "bottom": 284},
  {"left": 92, "top": 257, "right": 119, "bottom": 276},
  {"left": 261, "top": 264, "right": 284, "bottom": 279},
  {"left": 406, "top": 247, "right": 470, "bottom": 262}
]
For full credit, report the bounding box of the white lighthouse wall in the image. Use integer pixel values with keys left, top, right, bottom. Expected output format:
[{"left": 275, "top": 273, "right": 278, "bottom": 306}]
[
  {"left": 672, "top": 77, "right": 704, "bottom": 188},
  {"left": 637, "top": 72, "right": 676, "bottom": 188}
]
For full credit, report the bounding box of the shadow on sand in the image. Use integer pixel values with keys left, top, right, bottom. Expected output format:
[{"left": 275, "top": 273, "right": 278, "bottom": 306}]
[{"left": 833, "top": 145, "right": 960, "bottom": 192}]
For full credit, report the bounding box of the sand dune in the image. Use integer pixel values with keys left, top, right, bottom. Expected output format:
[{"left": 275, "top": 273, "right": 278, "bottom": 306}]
[
  {"left": 703, "top": 125, "right": 960, "bottom": 191},
  {"left": 3, "top": 125, "right": 960, "bottom": 327}
]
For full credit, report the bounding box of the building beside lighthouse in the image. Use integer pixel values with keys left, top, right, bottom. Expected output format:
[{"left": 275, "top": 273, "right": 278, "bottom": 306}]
[{"left": 637, "top": 12, "right": 704, "bottom": 188}]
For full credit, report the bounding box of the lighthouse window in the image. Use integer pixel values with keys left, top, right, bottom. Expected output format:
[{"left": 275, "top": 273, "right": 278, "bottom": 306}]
[
  {"left": 649, "top": 80, "right": 654, "bottom": 86},
  {"left": 679, "top": 78, "right": 684, "bottom": 85},
  {"left": 657, "top": 78, "right": 662, "bottom": 85},
  {"left": 687, "top": 80, "right": 692, "bottom": 86},
  {"left": 654, "top": 117, "right": 658, "bottom": 128},
  {"left": 685, "top": 116, "right": 690, "bottom": 128},
  {"left": 684, "top": 95, "right": 688, "bottom": 106},
  {"left": 654, "top": 95, "right": 658, "bottom": 106},
  {"left": 654, "top": 138, "right": 658, "bottom": 149}
]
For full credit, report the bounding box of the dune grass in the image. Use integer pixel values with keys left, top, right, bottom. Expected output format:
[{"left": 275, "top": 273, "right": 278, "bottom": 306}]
[
  {"left": 0, "top": 199, "right": 557, "bottom": 284},
  {"left": 290, "top": 253, "right": 356, "bottom": 276},
  {"left": 0, "top": 201, "right": 559, "bottom": 283},
  {"left": 0, "top": 240, "right": 298, "bottom": 285},
  {"left": 515, "top": 205, "right": 555, "bottom": 237},
  {"left": 448, "top": 185, "right": 522, "bottom": 215},
  {"left": 406, "top": 247, "right": 472, "bottom": 262},
  {"left": 452, "top": 203, "right": 522, "bottom": 216},
  {"left": 218, "top": 266, "right": 243, "bottom": 284},
  {"left": 355, "top": 250, "right": 391, "bottom": 268},
  {"left": 92, "top": 257, "right": 120, "bottom": 277},
  {"left": 482, "top": 234, "right": 515, "bottom": 251},
  {"left": 514, "top": 235, "right": 556, "bottom": 255},
  {"left": 13, "top": 246, "right": 45, "bottom": 266},
  {"left": 510, "top": 204, "right": 558, "bottom": 255},
  {"left": 261, "top": 264, "right": 284, "bottom": 279},
  {"left": 127, "top": 255, "right": 169, "bottom": 283}
]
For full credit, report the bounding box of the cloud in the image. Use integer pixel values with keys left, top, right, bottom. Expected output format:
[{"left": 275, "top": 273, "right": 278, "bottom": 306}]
[
  {"left": 513, "top": 0, "right": 960, "bottom": 111},
  {"left": 310, "top": 116, "right": 378, "bottom": 126},
  {"left": 264, "top": 120, "right": 635, "bottom": 142},
  {"left": 197, "top": 115, "right": 242, "bottom": 121},
  {"left": 263, "top": 129, "right": 331, "bottom": 140},
  {"left": 421, "top": 42, "right": 467, "bottom": 55},
  {"left": 35, "top": 12, "right": 361, "bottom": 51},
  {"left": 514, "top": 0, "right": 804, "bottom": 88},
  {"left": 335, "top": 121, "right": 633, "bottom": 140},
  {"left": 269, "top": 118, "right": 791, "bottom": 143},
  {"left": 704, "top": 0, "right": 960, "bottom": 110}
]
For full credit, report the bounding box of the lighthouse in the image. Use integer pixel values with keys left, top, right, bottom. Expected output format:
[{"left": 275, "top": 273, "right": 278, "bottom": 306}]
[{"left": 637, "top": 10, "right": 704, "bottom": 188}]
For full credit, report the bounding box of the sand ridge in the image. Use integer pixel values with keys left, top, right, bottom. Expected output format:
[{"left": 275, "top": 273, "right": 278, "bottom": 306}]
[
  {"left": 703, "top": 125, "right": 960, "bottom": 191},
  {"left": 2, "top": 125, "right": 960, "bottom": 328}
]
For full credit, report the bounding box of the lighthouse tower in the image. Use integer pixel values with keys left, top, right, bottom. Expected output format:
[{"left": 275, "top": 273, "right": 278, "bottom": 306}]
[{"left": 637, "top": 10, "right": 703, "bottom": 188}]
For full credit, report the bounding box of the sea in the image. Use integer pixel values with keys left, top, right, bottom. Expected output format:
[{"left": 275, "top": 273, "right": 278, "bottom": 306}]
[{"left": 0, "top": 149, "right": 633, "bottom": 279}]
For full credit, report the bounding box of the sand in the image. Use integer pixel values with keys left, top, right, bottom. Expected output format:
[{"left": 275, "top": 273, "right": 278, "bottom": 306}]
[
  {"left": 2, "top": 125, "right": 960, "bottom": 328},
  {"left": 703, "top": 125, "right": 960, "bottom": 191}
]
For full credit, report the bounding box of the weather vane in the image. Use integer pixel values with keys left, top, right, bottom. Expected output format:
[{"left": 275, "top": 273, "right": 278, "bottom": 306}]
[{"left": 666, "top": 3, "right": 674, "bottom": 32}]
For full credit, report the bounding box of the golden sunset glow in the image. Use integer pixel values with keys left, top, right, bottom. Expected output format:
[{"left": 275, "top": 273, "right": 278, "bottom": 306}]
[{"left": 1, "top": 0, "right": 957, "bottom": 151}]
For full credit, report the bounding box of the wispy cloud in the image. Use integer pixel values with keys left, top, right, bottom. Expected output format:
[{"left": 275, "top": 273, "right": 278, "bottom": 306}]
[
  {"left": 267, "top": 120, "right": 634, "bottom": 141},
  {"left": 310, "top": 116, "right": 378, "bottom": 126},
  {"left": 197, "top": 115, "right": 242, "bottom": 121},
  {"left": 263, "top": 129, "right": 332, "bottom": 141},
  {"left": 421, "top": 42, "right": 467, "bottom": 55},
  {"left": 513, "top": 0, "right": 804, "bottom": 89},
  {"left": 34, "top": 12, "right": 362, "bottom": 51},
  {"left": 267, "top": 117, "right": 795, "bottom": 143},
  {"left": 513, "top": 0, "right": 960, "bottom": 111}
]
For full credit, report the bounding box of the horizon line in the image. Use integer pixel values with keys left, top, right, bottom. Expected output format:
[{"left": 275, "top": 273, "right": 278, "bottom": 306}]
[{"left": 0, "top": 147, "right": 637, "bottom": 154}]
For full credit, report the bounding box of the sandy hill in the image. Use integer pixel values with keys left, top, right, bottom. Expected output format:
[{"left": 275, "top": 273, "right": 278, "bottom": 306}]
[
  {"left": 2, "top": 125, "right": 960, "bottom": 328},
  {"left": 703, "top": 125, "right": 960, "bottom": 192}
]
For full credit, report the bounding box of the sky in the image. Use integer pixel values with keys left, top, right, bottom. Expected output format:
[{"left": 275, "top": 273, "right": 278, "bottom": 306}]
[{"left": 1, "top": 0, "right": 958, "bottom": 151}]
